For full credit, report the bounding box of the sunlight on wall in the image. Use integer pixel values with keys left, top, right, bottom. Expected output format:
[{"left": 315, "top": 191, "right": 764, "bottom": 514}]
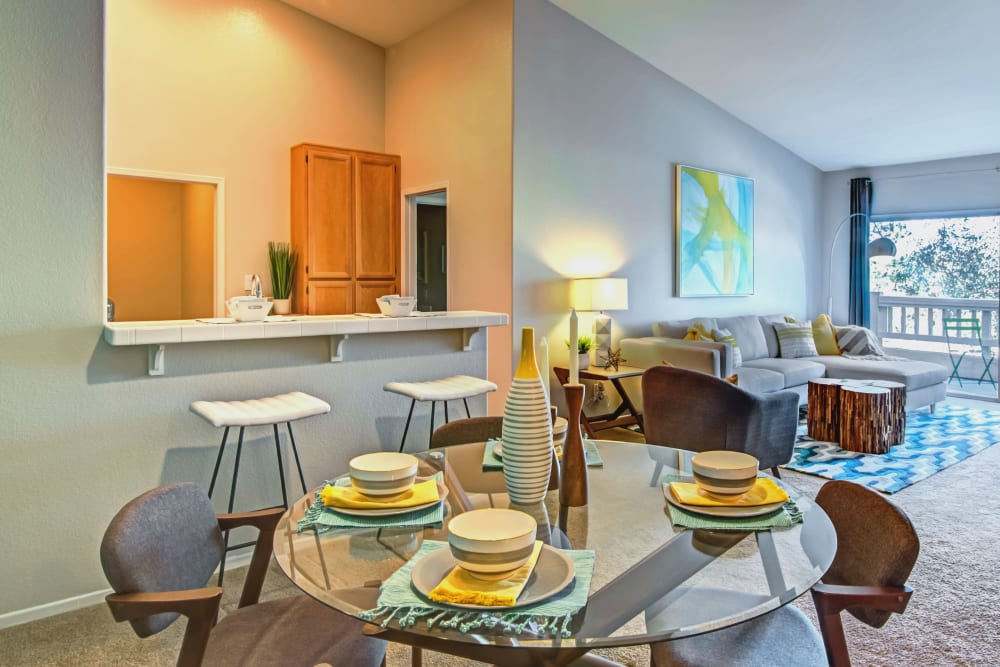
[{"left": 534, "top": 218, "right": 627, "bottom": 278}]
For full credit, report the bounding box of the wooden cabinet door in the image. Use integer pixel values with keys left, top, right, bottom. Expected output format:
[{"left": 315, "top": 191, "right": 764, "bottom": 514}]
[
  {"left": 355, "top": 280, "right": 398, "bottom": 314},
  {"left": 308, "top": 281, "right": 353, "bottom": 315},
  {"left": 307, "top": 149, "right": 353, "bottom": 280},
  {"left": 355, "top": 154, "right": 399, "bottom": 280}
]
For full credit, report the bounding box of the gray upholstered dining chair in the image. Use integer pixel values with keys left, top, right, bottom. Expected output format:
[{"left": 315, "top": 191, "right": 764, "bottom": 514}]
[
  {"left": 650, "top": 480, "right": 919, "bottom": 667},
  {"left": 100, "top": 482, "right": 386, "bottom": 667},
  {"left": 642, "top": 365, "right": 799, "bottom": 475}
]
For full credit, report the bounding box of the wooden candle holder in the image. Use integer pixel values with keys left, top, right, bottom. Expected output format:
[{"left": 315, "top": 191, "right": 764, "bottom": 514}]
[{"left": 559, "top": 383, "right": 588, "bottom": 507}]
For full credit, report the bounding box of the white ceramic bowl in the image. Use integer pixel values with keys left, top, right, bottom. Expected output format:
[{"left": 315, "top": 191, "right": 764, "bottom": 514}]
[
  {"left": 447, "top": 509, "right": 537, "bottom": 580},
  {"left": 691, "top": 450, "right": 759, "bottom": 497},
  {"left": 348, "top": 452, "right": 419, "bottom": 497},
  {"left": 226, "top": 297, "right": 273, "bottom": 322},
  {"left": 376, "top": 295, "right": 417, "bottom": 317}
]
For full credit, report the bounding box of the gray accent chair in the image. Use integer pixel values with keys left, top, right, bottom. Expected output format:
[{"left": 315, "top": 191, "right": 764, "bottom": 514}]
[
  {"left": 642, "top": 365, "right": 799, "bottom": 475},
  {"left": 100, "top": 482, "right": 386, "bottom": 667},
  {"left": 650, "top": 480, "right": 919, "bottom": 666}
]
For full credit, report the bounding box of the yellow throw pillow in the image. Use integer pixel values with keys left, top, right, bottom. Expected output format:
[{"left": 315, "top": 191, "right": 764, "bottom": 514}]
[
  {"left": 812, "top": 314, "right": 841, "bottom": 355},
  {"left": 682, "top": 322, "right": 713, "bottom": 341},
  {"left": 724, "top": 373, "right": 739, "bottom": 384}
]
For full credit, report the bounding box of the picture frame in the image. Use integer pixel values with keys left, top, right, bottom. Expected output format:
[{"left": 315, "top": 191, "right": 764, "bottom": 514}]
[{"left": 675, "top": 164, "right": 754, "bottom": 297}]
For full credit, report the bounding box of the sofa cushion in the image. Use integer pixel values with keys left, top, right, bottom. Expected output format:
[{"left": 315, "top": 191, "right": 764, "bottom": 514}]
[
  {"left": 774, "top": 322, "right": 819, "bottom": 358},
  {"left": 817, "top": 356, "right": 948, "bottom": 390},
  {"left": 758, "top": 314, "right": 793, "bottom": 358},
  {"left": 716, "top": 315, "right": 769, "bottom": 361},
  {"left": 653, "top": 317, "right": 718, "bottom": 339},
  {"left": 743, "top": 358, "right": 827, "bottom": 389},
  {"left": 734, "top": 366, "right": 786, "bottom": 394}
]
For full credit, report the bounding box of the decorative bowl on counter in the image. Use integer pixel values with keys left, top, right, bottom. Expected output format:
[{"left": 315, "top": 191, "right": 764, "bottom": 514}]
[
  {"left": 691, "top": 450, "right": 759, "bottom": 497},
  {"left": 225, "top": 296, "right": 273, "bottom": 322},
  {"left": 447, "top": 508, "right": 537, "bottom": 580},
  {"left": 348, "top": 452, "right": 419, "bottom": 496},
  {"left": 376, "top": 295, "right": 417, "bottom": 317}
]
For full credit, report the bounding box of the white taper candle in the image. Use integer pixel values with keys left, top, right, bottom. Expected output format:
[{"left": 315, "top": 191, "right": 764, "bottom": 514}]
[
  {"left": 539, "top": 336, "right": 550, "bottom": 401},
  {"left": 569, "top": 308, "right": 579, "bottom": 384}
]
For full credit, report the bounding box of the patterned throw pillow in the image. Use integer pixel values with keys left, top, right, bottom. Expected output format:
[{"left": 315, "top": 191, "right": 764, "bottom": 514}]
[
  {"left": 683, "top": 322, "right": 713, "bottom": 341},
  {"left": 836, "top": 326, "right": 886, "bottom": 356},
  {"left": 773, "top": 322, "right": 819, "bottom": 358},
  {"left": 711, "top": 328, "right": 743, "bottom": 368}
]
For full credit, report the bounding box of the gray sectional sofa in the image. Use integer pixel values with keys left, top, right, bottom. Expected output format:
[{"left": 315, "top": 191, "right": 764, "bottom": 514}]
[{"left": 620, "top": 314, "right": 948, "bottom": 411}]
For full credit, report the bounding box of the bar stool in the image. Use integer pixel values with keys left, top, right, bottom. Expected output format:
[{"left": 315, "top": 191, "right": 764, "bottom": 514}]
[
  {"left": 384, "top": 375, "right": 497, "bottom": 452},
  {"left": 190, "top": 391, "right": 330, "bottom": 582}
]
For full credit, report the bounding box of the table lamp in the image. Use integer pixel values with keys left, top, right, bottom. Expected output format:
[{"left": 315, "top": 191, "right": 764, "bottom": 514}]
[{"left": 571, "top": 277, "right": 629, "bottom": 366}]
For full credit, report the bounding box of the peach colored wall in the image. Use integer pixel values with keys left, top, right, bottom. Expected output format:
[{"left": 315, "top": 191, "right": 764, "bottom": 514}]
[
  {"left": 107, "top": 176, "right": 184, "bottom": 321},
  {"left": 181, "top": 183, "right": 216, "bottom": 318},
  {"left": 385, "top": 0, "right": 514, "bottom": 412},
  {"left": 106, "top": 0, "right": 385, "bottom": 302}
]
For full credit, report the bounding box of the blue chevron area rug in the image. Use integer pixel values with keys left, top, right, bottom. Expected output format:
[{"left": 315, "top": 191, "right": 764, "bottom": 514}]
[{"left": 785, "top": 404, "right": 1000, "bottom": 493}]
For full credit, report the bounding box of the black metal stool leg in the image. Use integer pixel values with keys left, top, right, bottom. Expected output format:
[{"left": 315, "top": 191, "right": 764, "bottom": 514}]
[
  {"left": 399, "top": 399, "right": 417, "bottom": 452},
  {"left": 208, "top": 426, "right": 229, "bottom": 498},
  {"left": 219, "top": 426, "right": 245, "bottom": 586},
  {"left": 273, "top": 424, "right": 288, "bottom": 509},
  {"left": 463, "top": 398, "right": 471, "bottom": 418},
  {"left": 429, "top": 401, "right": 437, "bottom": 446},
  {"left": 286, "top": 422, "right": 307, "bottom": 494},
  {"left": 444, "top": 400, "right": 450, "bottom": 423}
]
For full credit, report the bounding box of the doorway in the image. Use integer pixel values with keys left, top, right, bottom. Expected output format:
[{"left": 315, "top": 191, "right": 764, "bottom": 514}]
[{"left": 405, "top": 188, "right": 448, "bottom": 312}]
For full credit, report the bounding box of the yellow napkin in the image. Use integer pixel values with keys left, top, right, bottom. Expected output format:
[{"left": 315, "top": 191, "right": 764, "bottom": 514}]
[
  {"left": 320, "top": 478, "right": 439, "bottom": 510},
  {"left": 428, "top": 541, "right": 544, "bottom": 607},
  {"left": 670, "top": 478, "right": 789, "bottom": 507}
]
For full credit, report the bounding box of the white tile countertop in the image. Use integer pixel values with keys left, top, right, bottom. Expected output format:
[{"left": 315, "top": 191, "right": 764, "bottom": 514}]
[{"left": 103, "top": 311, "right": 509, "bottom": 375}]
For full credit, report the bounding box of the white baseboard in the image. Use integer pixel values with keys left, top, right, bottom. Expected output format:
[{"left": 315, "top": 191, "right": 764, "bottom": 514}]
[{"left": 0, "top": 551, "right": 255, "bottom": 631}]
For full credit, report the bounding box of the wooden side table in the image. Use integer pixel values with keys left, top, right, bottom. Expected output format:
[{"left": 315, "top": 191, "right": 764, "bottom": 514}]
[
  {"left": 807, "top": 379, "right": 906, "bottom": 454},
  {"left": 553, "top": 365, "right": 646, "bottom": 438}
]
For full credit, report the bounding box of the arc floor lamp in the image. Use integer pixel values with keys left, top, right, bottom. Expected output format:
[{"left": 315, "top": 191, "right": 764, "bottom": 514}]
[{"left": 827, "top": 212, "right": 897, "bottom": 315}]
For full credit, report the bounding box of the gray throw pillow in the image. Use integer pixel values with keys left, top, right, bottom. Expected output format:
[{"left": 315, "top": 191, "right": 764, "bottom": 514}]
[
  {"left": 836, "top": 326, "right": 886, "bottom": 356},
  {"left": 773, "top": 322, "right": 818, "bottom": 358}
]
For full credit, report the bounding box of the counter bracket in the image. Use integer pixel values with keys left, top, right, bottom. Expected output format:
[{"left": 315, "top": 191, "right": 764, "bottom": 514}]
[
  {"left": 461, "top": 327, "right": 483, "bottom": 352},
  {"left": 329, "top": 334, "right": 350, "bottom": 362},
  {"left": 148, "top": 344, "right": 166, "bottom": 376}
]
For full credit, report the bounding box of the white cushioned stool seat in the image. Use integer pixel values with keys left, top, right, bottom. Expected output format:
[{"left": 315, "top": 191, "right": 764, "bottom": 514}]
[
  {"left": 384, "top": 375, "right": 497, "bottom": 452},
  {"left": 383, "top": 375, "right": 497, "bottom": 401},
  {"left": 191, "top": 392, "right": 331, "bottom": 428}
]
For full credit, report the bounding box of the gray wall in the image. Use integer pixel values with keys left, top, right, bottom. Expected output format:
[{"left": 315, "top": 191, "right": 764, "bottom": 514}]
[
  {"left": 511, "top": 0, "right": 824, "bottom": 384},
  {"left": 822, "top": 153, "right": 1000, "bottom": 323},
  {"left": 0, "top": 0, "right": 488, "bottom": 618}
]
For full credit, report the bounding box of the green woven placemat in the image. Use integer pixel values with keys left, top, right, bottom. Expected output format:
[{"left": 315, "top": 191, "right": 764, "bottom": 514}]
[
  {"left": 483, "top": 438, "right": 604, "bottom": 470},
  {"left": 661, "top": 474, "right": 802, "bottom": 531},
  {"left": 359, "top": 540, "right": 595, "bottom": 638},
  {"left": 297, "top": 473, "right": 444, "bottom": 533}
]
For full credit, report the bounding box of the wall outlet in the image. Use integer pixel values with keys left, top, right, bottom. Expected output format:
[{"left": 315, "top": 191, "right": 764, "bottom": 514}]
[{"left": 243, "top": 274, "right": 253, "bottom": 291}]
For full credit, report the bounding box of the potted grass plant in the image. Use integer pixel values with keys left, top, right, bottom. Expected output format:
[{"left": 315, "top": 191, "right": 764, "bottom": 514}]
[
  {"left": 566, "top": 336, "right": 593, "bottom": 370},
  {"left": 267, "top": 241, "right": 297, "bottom": 315}
]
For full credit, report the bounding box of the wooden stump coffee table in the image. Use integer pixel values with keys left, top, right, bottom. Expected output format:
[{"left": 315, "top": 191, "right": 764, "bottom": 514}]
[{"left": 807, "top": 378, "right": 906, "bottom": 454}]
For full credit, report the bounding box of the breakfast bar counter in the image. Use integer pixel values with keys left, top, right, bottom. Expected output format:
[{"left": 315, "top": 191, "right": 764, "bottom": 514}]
[{"left": 102, "top": 310, "right": 508, "bottom": 375}]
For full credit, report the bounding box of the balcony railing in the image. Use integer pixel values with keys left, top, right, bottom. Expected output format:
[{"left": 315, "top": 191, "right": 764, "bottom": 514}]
[{"left": 871, "top": 293, "right": 999, "bottom": 347}]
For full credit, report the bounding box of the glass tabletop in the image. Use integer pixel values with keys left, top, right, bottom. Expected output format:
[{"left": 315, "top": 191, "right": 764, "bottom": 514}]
[{"left": 273, "top": 441, "right": 836, "bottom": 652}]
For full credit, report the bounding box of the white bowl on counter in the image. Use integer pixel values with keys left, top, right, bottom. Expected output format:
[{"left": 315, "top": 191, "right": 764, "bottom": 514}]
[
  {"left": 376, "top": 295, "right": 417, "bottom": 317},
  {"left": 225, "top": 297, "right": 273, "bottom": 322}
]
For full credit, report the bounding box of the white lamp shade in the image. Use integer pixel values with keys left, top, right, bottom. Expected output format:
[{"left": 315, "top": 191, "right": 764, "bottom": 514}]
[{"left": 571, "top": 278, "right": 629, "bottom": 312}]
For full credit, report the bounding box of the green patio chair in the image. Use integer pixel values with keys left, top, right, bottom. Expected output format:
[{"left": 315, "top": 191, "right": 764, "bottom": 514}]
[{"left": 943, "top": 317, "right": 996, "bottom": 388}]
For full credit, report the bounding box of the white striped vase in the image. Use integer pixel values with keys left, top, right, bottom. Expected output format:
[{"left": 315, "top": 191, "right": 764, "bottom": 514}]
[{"left": 502, "top": 328, "right": 553, "bottom": 504}]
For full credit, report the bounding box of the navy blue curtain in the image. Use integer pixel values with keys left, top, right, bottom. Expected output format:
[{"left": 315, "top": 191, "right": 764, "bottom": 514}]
[{"left": 848, "top": 178, "right": 874, "bottom": 326}]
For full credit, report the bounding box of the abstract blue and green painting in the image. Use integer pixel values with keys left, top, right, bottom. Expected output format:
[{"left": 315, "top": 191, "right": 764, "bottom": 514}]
[{"left": 676, "top": 165, "right": 754, "bottom": 296}]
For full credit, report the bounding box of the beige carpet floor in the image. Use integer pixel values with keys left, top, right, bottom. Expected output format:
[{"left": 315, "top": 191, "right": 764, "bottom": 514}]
[{"left": 3, "top": 402, "right": 999, "bottom": 666}]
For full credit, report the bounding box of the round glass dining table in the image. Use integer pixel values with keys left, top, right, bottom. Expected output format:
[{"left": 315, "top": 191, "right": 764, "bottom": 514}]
[{"left": 273, "top": 441, "right": 836, "bottom": 666}]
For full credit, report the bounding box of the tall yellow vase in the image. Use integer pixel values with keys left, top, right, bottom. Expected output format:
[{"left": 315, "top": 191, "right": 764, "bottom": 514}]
[{"left": 502, "top": 328, "right": 554, "bottom": 504}]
